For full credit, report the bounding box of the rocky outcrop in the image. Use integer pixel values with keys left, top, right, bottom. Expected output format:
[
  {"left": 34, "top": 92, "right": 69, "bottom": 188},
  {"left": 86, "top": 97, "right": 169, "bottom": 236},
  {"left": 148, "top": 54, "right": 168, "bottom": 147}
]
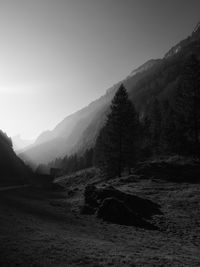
[{"left": 82, "top": 185, "right": 161, "bottom": 228}]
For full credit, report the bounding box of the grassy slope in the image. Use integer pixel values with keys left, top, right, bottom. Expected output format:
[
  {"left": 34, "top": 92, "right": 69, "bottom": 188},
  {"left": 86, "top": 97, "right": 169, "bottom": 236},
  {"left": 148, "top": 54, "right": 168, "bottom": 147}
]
[{"left": 0, "top": 171, "right": 200, "bottom": 267}]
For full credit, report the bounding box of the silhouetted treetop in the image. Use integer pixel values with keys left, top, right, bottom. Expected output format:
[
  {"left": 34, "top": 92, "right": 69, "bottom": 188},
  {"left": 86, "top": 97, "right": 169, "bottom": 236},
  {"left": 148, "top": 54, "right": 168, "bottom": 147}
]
[{"left": 94, "top": 84, "right": 140, "bottom": 177}]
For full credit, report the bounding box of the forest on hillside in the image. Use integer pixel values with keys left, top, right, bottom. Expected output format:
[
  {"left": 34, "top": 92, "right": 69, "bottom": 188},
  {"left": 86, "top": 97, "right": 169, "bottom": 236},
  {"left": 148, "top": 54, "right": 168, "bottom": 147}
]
[{"left": 43, "top": 54, "right": 200, "bottom": 178}]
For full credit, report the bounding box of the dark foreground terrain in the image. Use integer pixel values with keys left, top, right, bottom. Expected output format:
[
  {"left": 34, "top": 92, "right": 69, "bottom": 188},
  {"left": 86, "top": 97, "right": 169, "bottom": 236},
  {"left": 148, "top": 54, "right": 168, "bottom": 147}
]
[{"left": 0, "top": 174, "right": 200, "bottom": 267}]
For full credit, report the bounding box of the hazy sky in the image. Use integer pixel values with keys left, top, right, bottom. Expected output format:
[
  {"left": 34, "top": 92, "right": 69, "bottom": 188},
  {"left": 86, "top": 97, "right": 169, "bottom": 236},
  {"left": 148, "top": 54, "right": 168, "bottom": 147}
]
[{"left": 0, "top": 0, "right": 199, "bottom": 139}]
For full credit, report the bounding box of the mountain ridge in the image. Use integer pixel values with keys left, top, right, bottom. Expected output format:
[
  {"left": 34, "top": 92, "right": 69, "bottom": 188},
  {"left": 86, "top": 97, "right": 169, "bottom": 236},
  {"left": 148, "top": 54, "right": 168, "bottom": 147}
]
[{"left": 20, "top": 22, "right": 200, "bottom": 166}]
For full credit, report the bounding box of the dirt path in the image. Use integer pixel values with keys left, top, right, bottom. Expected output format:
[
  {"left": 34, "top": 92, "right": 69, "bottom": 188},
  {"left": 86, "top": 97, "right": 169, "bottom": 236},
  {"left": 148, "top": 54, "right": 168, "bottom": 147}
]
[{"left": 0, "top": 184, "right": 29, "bottom": 192}]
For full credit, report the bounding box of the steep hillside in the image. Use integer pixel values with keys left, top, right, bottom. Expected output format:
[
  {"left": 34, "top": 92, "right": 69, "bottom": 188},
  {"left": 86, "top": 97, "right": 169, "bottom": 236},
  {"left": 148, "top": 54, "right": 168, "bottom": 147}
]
[
  {"left": 21, "top": 22, "right": 200, "bottom": 165},
  {"left": 0, "top": 131, "right": 30, "bottom": 185},
  {"left": 128, "top": 59, "right": 161, "bottom": 77},
  {"left": 20, "top": 86, "right": 117, "bottom": 164}
]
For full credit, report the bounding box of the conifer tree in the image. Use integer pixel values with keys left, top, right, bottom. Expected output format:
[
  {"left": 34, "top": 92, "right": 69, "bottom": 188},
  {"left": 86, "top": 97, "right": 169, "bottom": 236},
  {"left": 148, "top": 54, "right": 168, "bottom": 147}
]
[
  {"left": 149, "top": 98, "right": 162, "bottom": 154},
  {"left": 140, "top": 116, "right": 152, "bottom": 159},
  {"left": 175, "top": 54, "right": 200, "bottom": 155},
  {"left": 94, "top": 84, "right": 139, "bottom": 177},
  {"left": 161, "top": 104, "right": 180, "bottom": 153}
]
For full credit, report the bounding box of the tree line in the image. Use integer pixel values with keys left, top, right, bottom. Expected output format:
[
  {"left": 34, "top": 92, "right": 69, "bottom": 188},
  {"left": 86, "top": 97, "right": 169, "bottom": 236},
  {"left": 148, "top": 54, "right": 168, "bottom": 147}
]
[
  {"left": 142, "top": 54, "right": 200, "bottom": 158},
  {"left": 47, "top": 54, "right": 200, "bottom": 178},
  {"left": 37, "top": 148, "right": 94, "bottom": 175}
]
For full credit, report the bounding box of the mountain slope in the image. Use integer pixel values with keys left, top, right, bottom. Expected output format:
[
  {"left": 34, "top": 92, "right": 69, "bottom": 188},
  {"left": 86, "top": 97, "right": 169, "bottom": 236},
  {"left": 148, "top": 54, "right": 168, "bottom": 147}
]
[
  {"left": 21, "top": 22, "right": 200, "bottom": 165},
  {"left": 128, "top": 59, "right": 161, "bottom": 77},
  {"left": 0, "top": 131, "right": 30, "bottom": 185},
  {"left": 20, "top": 86, "right": 117, "bottom": 164}
]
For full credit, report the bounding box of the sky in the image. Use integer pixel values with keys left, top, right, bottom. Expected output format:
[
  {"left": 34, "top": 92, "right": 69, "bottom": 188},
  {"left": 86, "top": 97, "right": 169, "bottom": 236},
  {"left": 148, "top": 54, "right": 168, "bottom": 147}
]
[{"left": 0, "top": 0, "right": 200, "bottom": 140}]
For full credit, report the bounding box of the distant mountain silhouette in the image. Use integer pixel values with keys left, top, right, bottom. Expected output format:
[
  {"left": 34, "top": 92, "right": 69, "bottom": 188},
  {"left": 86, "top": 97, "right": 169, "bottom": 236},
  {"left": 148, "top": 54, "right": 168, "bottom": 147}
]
[
  {"left": 12, "top": 134, "right": 34, "bottom": 152},
  {"left": 21, "top": 22, "right": 200, "bottom": 165},
  {"left": 0, "top": 131, "right": 30, "bottom": 185}
]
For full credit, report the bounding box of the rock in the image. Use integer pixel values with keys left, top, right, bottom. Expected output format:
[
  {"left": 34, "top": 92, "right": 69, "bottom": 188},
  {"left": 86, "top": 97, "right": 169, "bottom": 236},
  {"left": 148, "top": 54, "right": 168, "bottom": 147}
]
[
  {"left": 82, "top": 184, "right": 161, "bottom": 228},
  {"left": 97, "top": 197, "right": 141, "bottom": 226},
  {"left": 68, "top": 189, "right": 76, "bottom": 196},
  {"left": 84, "top": 184, "right": 161, "bottom": 219},
  {"left": 80, "top": 204, "right": 96, "bottom": 215}
]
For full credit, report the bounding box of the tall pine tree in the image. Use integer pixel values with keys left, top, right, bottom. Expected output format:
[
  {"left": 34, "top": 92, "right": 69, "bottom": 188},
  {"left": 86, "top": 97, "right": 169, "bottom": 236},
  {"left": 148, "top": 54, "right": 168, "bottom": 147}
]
[
  {"left": 148, "top": 98, "right": 162, "bottom": 154},
  {"left": 94, "top": 84, "right": 139, "bottom": 177},
  {"left": 175, "top": 54, "right": 200, "bottom": 155}
]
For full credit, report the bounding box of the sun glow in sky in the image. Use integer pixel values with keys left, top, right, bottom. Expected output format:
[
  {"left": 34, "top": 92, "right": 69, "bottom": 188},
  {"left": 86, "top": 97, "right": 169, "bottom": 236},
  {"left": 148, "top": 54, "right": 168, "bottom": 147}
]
[{"left": 0, "top": 0, "right": 200, "bottom": 140}]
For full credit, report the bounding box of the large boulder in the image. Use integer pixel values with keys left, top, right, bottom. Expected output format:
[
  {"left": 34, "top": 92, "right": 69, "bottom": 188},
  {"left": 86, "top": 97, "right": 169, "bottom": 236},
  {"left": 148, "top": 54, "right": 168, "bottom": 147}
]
[
  {"left": 84, "top": 184, "right": 161, "bottom": 219},
  {"left": 97, "top": 197, "right": 142, "bottom": 226},
  {"left": 80, "top": 204, "right": 96, "bottom": 215},
  {"left": 82, "top": 184, "right": 161, "bottom": 227}
]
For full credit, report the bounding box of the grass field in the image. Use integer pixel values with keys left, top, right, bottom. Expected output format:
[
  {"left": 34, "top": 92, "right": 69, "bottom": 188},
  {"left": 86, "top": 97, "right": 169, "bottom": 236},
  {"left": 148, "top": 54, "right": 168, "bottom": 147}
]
[{"left": 0, "top": 174, "right": 200, "bottom": 266}]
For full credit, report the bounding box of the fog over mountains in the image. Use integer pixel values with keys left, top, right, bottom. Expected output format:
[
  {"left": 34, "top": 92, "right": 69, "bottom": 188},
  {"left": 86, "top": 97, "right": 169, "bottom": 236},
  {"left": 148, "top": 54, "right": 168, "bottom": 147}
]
[
  {"left": 20, "top": 22, "right": 200, "bottom": 166},
  {"left": 12, "top": 135, "right": 34, "bottom": 152}
]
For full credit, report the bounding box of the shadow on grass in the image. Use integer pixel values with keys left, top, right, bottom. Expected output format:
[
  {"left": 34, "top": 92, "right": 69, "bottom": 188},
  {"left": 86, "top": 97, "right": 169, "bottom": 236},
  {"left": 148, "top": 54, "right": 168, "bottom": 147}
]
[{"left": 0, "top": 187, "right": 70, "bottom": 223}]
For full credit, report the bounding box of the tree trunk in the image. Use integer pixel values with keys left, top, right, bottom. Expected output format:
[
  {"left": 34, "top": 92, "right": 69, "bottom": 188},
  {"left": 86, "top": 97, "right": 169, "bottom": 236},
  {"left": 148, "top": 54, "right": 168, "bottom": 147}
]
[
  {"left": 193, "top": 93, "right": 199, "bottom": 147},
  {"left": 118, "top": 131, "right": 122, "bottom": 177}
]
